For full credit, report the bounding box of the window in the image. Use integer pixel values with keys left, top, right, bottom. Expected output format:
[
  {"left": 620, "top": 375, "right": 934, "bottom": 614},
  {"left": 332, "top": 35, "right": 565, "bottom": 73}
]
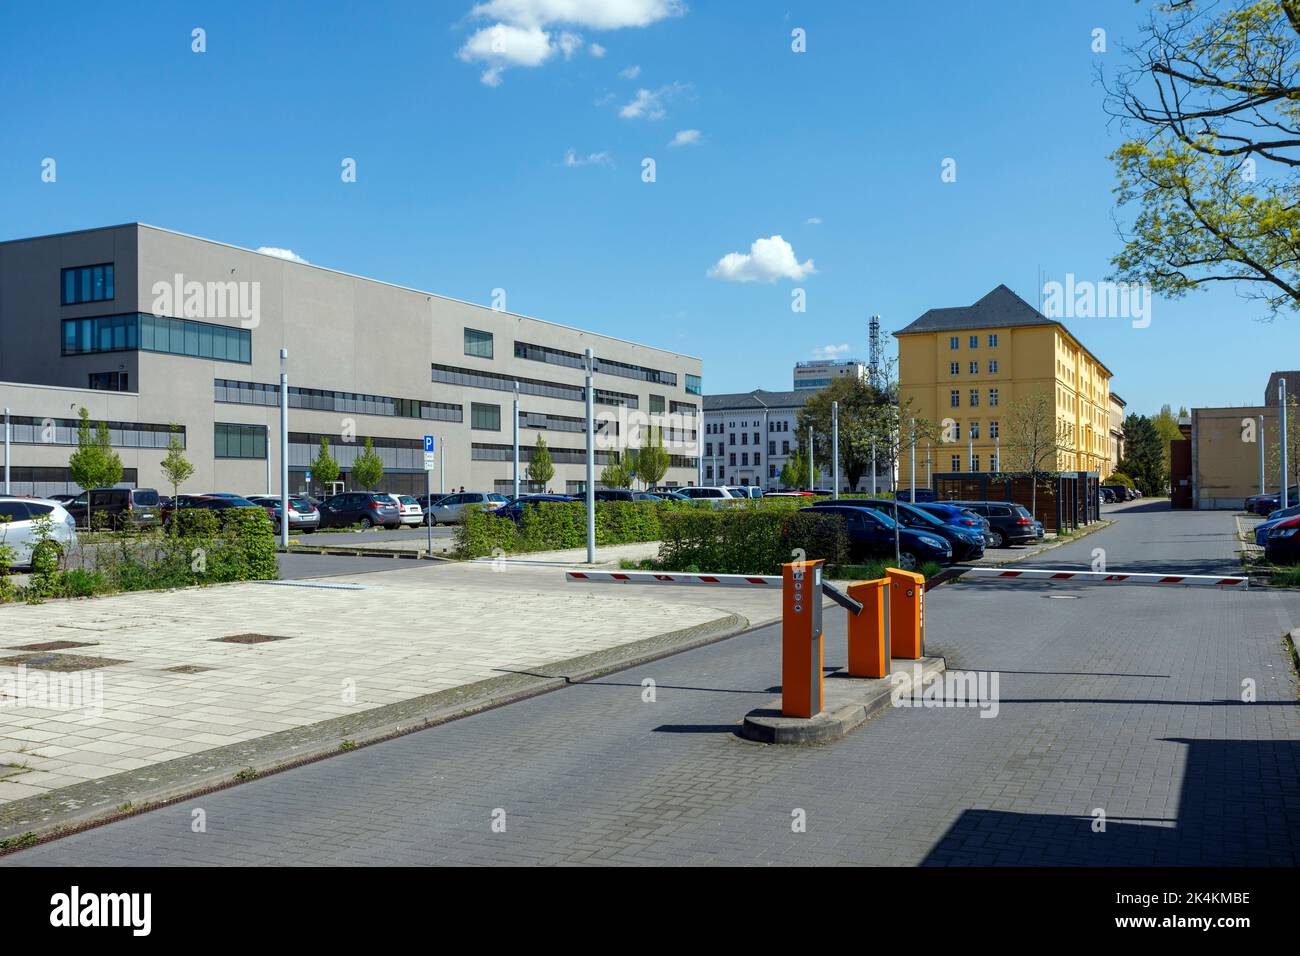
[
  {"left": 990, "top": 420, "right": 999, "bottom": 439},
  {"left": 729, "top": 433, "right": 736, "bottom": 445},
  {"left": 989, "top": 334, "right": 998, "bottom": 347},
  {"left": 741, "top": 453, "right": 749, "bottom": 466},
  {"left": 950, "top": 362, "right": 959, "bottom": 375},
  {"left": 969, "top": 361, "right": 978, "bottom": 375},
  {"left": 464, "top": 328, "right": 494, "bottom": 359},
  {"left": 970, "top": 422, "right": 979, "bottom": 439},
  {"left": 782, "top": 441, "right": 790, "bottom": 455},
  {"left": 705, "top": 442, "right": 713, "bottom": 456},
  {"left": 88, "top": 371, "right": 129, "bottom": 391},
  {"left": 753, "top": 451, "right": 761, "bottom": 466},
  {"left": 686, "top": 374, "right": 702, "bottom": 396},
  {"left": 214, "top": 423, "right": 266, "bottom": 459},
  {"left": 432, "top": 363, "right": 585, "bottom": 403},
  {"left": 471, "top": 403, "right": 501, "bottom": 431},
  {"left": 741, "top": 433, "right": 748, "bottom": 445},
  {"left": 969, "top": 335, "right": 978, "bottom": 349},
  {"left": 62, "top": 313, "right": 251, "bottom": 362},
  {"left": 768, "top": 440, "right": 775, "bottom": 454},
  {"left": 649, "top": 394, "right": 665, "bottom": 414},
  {"left": 950, "top": 389, "right": 960, "bottom": 408},
  {"left": 752, "top": 432, "right": 759, "bottom": 445},
  {"left": 989, "top": 360, "right": 998, "bottom": 374},
  {"left": 989, "top": 388, "right": 999, "bottom": 407},
  {"left": 969, "top": 389, "right": 980, "bottom": 407},
  {"left": 705, "top": 465, "right": 713, "bottom": 480},
  {"left": 972, "top": 454, "right": 981, "bottom": 471},
  {"left": 729, "top": 453, "right": 736, "bottom": 466},
  {"left": 949, "top": 336, "right": 960, "bottom": 350},
  {"left": 951, "top": 455, "right": 961, "bottom": 471},
  {"left": 61, "top": 264, "right": 115, "bottom": 305}
]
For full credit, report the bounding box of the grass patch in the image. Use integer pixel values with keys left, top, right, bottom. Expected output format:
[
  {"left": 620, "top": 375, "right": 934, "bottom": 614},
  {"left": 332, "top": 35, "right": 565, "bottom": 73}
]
[{"left": 1269, "top": 564, "right": 1300, "bottom": 587}]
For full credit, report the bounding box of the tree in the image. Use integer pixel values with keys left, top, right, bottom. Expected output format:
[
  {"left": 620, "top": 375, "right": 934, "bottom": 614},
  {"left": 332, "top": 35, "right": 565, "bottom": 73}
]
[
  {"left": 780, "top": 446, "right": 810, "bottom": 490},
  {"left": 1004, "top": 391, "right": 1073, "bottom": 520},
  {"left": 795, "top": 376, "right": 889, "bottom": 491},
  {"left": 96, "top": 419, "right": 123, "bottom": 491},
  {"left": 351, "top": 437, "right": 384, "bottom": 490},
  {"left": 600, "top": 455, "right": 630, "bottom": 489},
  {"left": 310, "top": 437, "right": 340, "bottom": 495},
  {"left": 1265, "top": 394, "right": 1300, "bottom": 497},
  {"left": 528, "top": 434, "right": 555, "bottom": 490},
  {"left": 863, "top": 360, "right": 935, "bottom": 566},
  {"left": 633, "top": 425, "right": 669, "bottom": 491},
  {"left": 1116, "top": 413, "right": 1166, "bottom": 496},
  {"left": 1152, "top": 404, "right": 1188, "bottom": 476},
  {"left": 1106, "top": 1, "right": 1300, "bottom": 317},
  {"left": 159, "top": 424, "right": 194, "bottom": 508},
  {"left": 67, "top": 408, "right": 106, "bottom": 527}
]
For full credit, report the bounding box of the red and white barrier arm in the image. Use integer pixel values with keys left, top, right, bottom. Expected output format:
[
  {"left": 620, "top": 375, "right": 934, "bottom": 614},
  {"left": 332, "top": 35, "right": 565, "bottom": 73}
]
[
  {"left": 960, "top": 567, "right": 1248, "bottom": 589},
  {"left": 565, "top": 570, "right": 782, "bottom": 587}
]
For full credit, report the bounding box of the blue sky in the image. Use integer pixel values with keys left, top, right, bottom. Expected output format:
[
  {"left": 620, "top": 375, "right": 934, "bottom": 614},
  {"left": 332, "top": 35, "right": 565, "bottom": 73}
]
[{"left": 1, "top": 0, "right": 1292, "bottom": 415}]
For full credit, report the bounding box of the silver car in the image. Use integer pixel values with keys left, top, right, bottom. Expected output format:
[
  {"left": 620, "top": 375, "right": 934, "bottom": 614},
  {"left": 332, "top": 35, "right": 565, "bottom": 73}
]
[
  {"left": 426, "top": 492, "right": 508, "bottom": 525},
  {"left": 0, "top": 497, "right": 78, "bottom": 569}
]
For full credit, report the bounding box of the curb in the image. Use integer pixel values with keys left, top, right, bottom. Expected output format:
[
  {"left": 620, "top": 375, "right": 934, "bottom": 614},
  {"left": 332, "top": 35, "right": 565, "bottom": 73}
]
[
  {"left": 741, "top": 656, "right": 947, "bottom": 745},
  {"left": 0, "top": 611, "right": 751, "bottom": 852}
]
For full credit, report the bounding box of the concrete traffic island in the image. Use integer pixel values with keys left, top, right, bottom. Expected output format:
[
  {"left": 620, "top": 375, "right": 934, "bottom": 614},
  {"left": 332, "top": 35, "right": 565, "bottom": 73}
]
[{"left": 741, "top": 656, "right": 946, "bottom": 744}]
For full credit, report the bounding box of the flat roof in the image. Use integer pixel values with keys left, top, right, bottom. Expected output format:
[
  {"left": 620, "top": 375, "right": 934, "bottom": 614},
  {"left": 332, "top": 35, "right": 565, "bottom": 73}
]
[{"left": 0, "top": 222, "right": 702, "bottom": 364}]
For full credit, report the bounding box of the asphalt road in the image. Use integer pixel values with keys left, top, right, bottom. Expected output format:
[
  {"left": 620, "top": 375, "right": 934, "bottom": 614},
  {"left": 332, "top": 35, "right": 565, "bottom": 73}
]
[{"left": 7, "top": 507, "right": 1298, "bottom": 866}]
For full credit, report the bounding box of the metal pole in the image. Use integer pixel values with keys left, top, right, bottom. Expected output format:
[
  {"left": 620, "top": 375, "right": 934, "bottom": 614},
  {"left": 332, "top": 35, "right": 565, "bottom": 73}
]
[
  {"left": 440, "top": 437, "right": 445, "bottom": 495},
  {"left": 1281, "top": 379, "right": 1290, "bottom": 507},
  {"left": 909, "top": 417, "right": 916, "bottom": 503},
  {"left": 279, "top": 348, "right": 289, "bottom": 549},
  {"left": 870, "top": 441, "right": 877, "bottom": 495},
  {"left": 831, "top": 401, "right": 839, "bottom": 496},
  {"left": 512, "top": 381, "right": 520, "bottom": 499},
  {"left": 3, "top": 407, "right": 9, "bottom": 495},
  {"left": 926, "top": 443, "right": 932, "bottom": 487},
  {"left": 585, "top": 348, "right": 595, "bottom": 562},
  {"left": 426, "top": 463, "right": 433, "bottom": 553},
  {"left": 808, "top": 425, "right": 814, "bottom": 491},
  {"left": 1253, "top": 416, "right": 1263, "bottom": 496}
]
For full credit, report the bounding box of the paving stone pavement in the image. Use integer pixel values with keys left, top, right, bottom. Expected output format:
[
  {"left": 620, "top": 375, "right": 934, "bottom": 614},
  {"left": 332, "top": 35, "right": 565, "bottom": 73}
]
[{"left": 4, "top": 508, "right": 1297, "bottom": 866}]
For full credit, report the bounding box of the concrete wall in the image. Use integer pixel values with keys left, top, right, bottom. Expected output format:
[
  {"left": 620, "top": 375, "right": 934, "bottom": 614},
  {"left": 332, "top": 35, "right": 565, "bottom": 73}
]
[{"left": 1191, "top": 405, "right": 1278, "bottom": 509}]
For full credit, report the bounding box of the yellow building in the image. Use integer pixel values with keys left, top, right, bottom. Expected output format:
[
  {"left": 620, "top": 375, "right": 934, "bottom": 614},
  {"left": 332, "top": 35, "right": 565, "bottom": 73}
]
[{"left": 895, "top": 285, "right": 1115, "bottom": 486}]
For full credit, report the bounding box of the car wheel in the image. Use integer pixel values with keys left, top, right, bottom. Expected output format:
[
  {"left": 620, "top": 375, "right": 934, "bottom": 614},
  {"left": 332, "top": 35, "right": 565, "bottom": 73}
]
[
  {"left": 898, "top": 551, "right": 920, "bottom": 571},
  {"left": 360, "top": 517, "right": 374, "bottom": 529},
  {"left": 989, "top": 530, "right": 1005, "bottom": 548}
]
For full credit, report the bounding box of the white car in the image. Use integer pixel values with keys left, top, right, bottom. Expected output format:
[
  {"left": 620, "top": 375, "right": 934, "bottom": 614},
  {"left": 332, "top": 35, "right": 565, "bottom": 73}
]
[
  {"left": 383, "top": 494, "right": 425, "bottom": 527},
  {"left": 0, "top": 497, "right": 78, "bottom": 569},
  {"left": 677, "top": 486, "right": 747, "bottom": 507}
]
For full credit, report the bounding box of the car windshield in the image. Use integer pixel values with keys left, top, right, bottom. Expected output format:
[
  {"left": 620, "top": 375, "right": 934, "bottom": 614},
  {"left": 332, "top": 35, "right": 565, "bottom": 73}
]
[
  {"left": 399, "top": 496, "right": 418, "bottom": 506},
  {"left": 132, "top": 490, "right": 160, "bottom": 506}
]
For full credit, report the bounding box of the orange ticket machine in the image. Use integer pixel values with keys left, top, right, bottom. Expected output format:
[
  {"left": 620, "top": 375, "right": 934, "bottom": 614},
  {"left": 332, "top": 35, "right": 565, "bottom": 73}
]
[
  {"left": 887, "top": 568, "right": 925, "bottom": 659},
  {"left": 781, "top": 559, "right": 824, "bottom": 718},
  {"left": 846, "top": 578, "right": 889, "bottom": 678}
]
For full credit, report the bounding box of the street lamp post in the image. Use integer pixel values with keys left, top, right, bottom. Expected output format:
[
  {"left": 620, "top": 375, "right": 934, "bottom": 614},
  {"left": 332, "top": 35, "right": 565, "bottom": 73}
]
[
  {"left": 1281, "top": 379, "right": 1290, "bottom": 507},
  {"left": 831, "top": 401, "right": 839, "bottom": 496},
  {"left": 909, "top": 417, "right": 916, "bottom": 503},
  {"left": 1259, "top": 415, "right": 1266, "bottom": 495},
  {"left": 279, "top": 348, "right": 289, "bottom": 550},
  {"left": 808, "top": 424, "right": 815, "bottom": 491},
  {"left": 512, "top": 381, "right": 520, "bottom": 500},
  {"left": 3, "top": 406, "right": 9, "bottom": 495},
  {"left": 584, "top": 348, "right": 595, "bottom": 563}
]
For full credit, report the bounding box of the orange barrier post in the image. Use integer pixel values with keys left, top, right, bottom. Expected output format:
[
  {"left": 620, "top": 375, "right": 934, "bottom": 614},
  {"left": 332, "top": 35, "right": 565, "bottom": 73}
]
[
  {"left": 887, "top": 568, "right": 925, "bottom": 659},
  {"left": 846, "top": 579, "right": 889, "bottom": 678},
  {"left": 781, "top": 559, "right": 824, "bottom": 718}
]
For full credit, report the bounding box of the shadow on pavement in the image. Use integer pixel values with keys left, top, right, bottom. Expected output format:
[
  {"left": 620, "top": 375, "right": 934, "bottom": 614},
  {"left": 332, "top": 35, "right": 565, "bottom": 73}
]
[{"left": 921, "top": 738, "right": 1300, "bottom": 866}]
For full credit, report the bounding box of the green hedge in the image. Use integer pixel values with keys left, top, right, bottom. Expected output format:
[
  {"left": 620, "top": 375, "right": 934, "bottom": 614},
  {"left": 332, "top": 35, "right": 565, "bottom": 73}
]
[{"left": 657, "top": 507, "right": 848, "bottom": 574}]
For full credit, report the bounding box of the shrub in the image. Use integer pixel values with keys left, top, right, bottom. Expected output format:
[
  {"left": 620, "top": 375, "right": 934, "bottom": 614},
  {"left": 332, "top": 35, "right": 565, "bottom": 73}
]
[
  {"left": 60, "top": 568, "right": 110, "bottom": 598},
  {"left": 658, "top": 507, "right": 847, "bottom": 575}
]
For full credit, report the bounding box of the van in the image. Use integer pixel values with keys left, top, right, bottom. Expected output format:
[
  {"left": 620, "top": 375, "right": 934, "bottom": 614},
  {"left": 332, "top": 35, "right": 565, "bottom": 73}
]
[{"left": 64, "top": 487, "right": 161, "bottom": 530}]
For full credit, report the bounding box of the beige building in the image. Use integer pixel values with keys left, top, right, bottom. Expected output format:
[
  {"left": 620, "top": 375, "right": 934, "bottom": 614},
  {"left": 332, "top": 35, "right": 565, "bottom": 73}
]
[
  {"left": 1188, "top": 406, "right": 1277, "bottom": 509},
  {"left": 1109, "top": 392, "right": 1127, "bottom": 468},
  {"left": 0, "top": 224, "right": 703, "bottom": 498}
]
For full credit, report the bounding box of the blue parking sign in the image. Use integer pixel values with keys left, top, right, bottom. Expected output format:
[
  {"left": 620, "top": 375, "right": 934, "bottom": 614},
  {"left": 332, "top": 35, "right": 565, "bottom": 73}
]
[{"left": 424, "top": 435, "right": 435, "bottom": 453}]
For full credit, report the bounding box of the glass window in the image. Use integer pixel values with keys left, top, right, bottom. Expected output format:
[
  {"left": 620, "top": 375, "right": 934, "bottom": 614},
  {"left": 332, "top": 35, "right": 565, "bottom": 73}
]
[
  {"left": 989, "top": 388, "right": 999, "bottom": 407},
  {"left": 61, "top": 264, "right": 115, "bottom": 305},
  {"left": 215, "top": 423, "right": 267, "bottom": 459},
  {"left": 464, "top": 328, "right": 494, "bottom": 359},
  {"left": 949, "top": 336, "right": 959, "bottom": 349},
  {"left": 471, "top": 403, "right": 501, "bottom": 430},
  {"left": 686, "top": 374, "right": 702, "bottom": 396},
  {"left": 950, "top": 390, "right": 960, "bottom": 408},
  {"left": 989, "top": 334, "right": 998, "bottom": 347},
  {"left": 950, "top": 362, "right": 959, "bottom": 375},
  {"left": 969, "top": 335, "right": 978, "bottom": 349}
]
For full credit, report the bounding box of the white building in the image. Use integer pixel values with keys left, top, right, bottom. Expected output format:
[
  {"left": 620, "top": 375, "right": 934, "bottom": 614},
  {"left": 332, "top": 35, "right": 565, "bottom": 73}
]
[{"left": 793, "top": 359, "right": 868, "bottom": 392}]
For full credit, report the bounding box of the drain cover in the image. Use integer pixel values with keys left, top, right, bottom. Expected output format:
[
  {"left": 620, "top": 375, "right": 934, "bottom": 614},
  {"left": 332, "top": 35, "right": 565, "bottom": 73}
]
[
  {"left": 164, "top": 665, "right": 214, "bottom": 673},
  {"left": 0, "top": 653, "right": 128, "bottom": 671},
  {"left": 211, "top": 633, "right": 293, "bottom": 645},
  {"left": 5, "top": 640, "right": 98, "bottom": 651}
]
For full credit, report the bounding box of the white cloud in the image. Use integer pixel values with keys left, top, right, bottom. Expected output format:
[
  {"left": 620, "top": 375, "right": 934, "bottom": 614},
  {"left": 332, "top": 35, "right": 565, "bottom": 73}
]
[
  {"left": 619, "top": 64, "right": 641, "bottom": 79},
  {"left": 619, "top": 82, "right": 686, "bottom": 119},
  {"left": 257, "top": 246, "right": 309, "bottom": 264},
  {"left": 458, "top": 1, "right": 683, "bottom": 84},
  {"left": 563, "top": 148, "right": 614, "bottom": 167},
  {"left": 805, "top": 216, "right": 822, "bottom": 225},
  {"left": 812, "top": 344, "right": 849, "bottom": 360},
  {"left": 707, "top": 235, "right": 815, "bottom": 283},
  {"left": 669, "top": 128, "right": 701, "bottom": 147}
]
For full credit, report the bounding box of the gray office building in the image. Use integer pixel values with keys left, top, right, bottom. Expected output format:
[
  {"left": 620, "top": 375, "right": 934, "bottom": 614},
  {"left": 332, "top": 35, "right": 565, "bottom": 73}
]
[{"left": 0, "top": 224, "right": 702, "bottom": 498}]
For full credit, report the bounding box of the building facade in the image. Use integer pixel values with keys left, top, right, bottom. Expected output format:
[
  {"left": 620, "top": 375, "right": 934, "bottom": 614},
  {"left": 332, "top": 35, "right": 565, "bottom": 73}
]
[
  {"left": 793, "top": 359, "right": 867, "bottom": 392},
  {"left": 0, "top": 224, "right": 702, "bottom": 498},
  {"left": 1109, "top": 392, "right": 1127, "bottom": 468},
  {"left": 702, "top": 390, "right": 806, "bottom": 488},
  {"left": 895, "top": 285, "right": 1115, "bottom": 488}
]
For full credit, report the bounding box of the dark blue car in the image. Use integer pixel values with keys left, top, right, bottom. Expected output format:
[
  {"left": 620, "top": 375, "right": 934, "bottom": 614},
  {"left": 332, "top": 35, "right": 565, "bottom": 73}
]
[
  {"left": 814, "top": 498, "right": 985, "bottom": 561},
  {"left": 493, "top": 494, "right": 578, "bottom": 522},
  {"left": 1255, "top": 503, "right": 1300, "bottom": 546},
  {"left": 800, "top": 505, "right": 952, "bottom": 569}
]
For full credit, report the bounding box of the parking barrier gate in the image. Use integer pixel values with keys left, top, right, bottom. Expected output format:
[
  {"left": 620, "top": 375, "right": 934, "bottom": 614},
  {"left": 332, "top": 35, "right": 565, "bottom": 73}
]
[
  {"left": 846, "top": 579, "right": 889, "bottom": 678},
  {"left": 887, "top": 568, "right": 925, "bottom": 659},
  {"left": 782, "top": 559, "right": 823, "bottom": 718},
  {"left": 957, "top": 567, "right": 1247, "bottom": 589}
]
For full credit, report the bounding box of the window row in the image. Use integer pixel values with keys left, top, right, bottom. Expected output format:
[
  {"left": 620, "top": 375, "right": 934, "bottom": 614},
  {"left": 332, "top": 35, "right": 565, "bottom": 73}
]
[
  {"left": 5, "top": 416, "right": 182, "bottom": 449},
  {"left": 513, "top": 340, "right": 680, "bottom": 387},
  {"left": 948, "top": 333, "right": 998, "bottom": 349},
  {"left": 215, "top": 379, "right": 463, "bottom": 422},
  {"left": 949, "top": 388, "right": 1000, "bottom": 408},
  {"left": 471, "top": 442, "right": 615, "bottom": 466},
  {"left": 950, "top": 360, "right": 998, "bottom": 375},
  {"left": 62, "top": 263, "right": 115, "bottom": 305},
  {"left": 61, "top": 313, "right": 252, "bottom": 363}
]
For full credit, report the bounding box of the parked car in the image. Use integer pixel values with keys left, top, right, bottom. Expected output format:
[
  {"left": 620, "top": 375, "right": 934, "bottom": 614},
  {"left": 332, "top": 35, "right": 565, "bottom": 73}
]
[
  {"left": 316, "top": 492, "right": 401, "bottom": 529},
  {"left": 594, "top": 489, "right": 661, "bottom": 502},
  {"left": 1247, "top": 486, "right": 1299, "bottom": 516},
  {"left": 914, "top": 502, "right": 995, "bottom": 551},
  {"left": 813, "top": 498, "right": 985, "bottom": 561},
  {"left": 948, "top": 500, "right": 1038, "bottom": 548},
  {"left": 162, "top": 494, "right": 262, "bottom": 529},
  {"left": 677, "top": 486, "right": 740, "bottom": 502},
  {"left": 799, "top": 505, "right": 952, "bottom": 569},
  {"left": 48, "top": 493, "right": 77, "bottom": 503},
  {"left": 379, "top": 493, "right": 424, "bottom": 527},
  {"left": 425, "top": 491, "right": 508, "bottom": 525},
  {"left": 0, "top": 497, "right": 78, "bottom": 569},
  {"left": 1254, "top": 503, "right": 1300, "bottom": 547},
  {"left": 765, "top": 490, "right": 814, "bottom": 498},
  {"left": 247, "top": 495, "right": 321, "bottom": 534},
  {"left": 1264, "top": 514, "right": 1300, "bottom": 564},
  {"left": 654, "top": 491, "right": 691, "bottom": 501},
  {"left": 493, "top": 494, "right": 579, "bottom": 522},
  {"left": 725, "top": 486, "right": 763, "bottom": 499},
  {"left": 895, "top": 488, "right": 937, "bottom": 503},
  {"left": 64, "top": 487, "right": 162, "bottom": 530}
]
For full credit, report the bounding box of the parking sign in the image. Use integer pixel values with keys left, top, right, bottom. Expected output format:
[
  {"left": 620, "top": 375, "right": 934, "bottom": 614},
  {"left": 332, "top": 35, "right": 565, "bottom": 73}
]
[{"left": 424, "top": 435, "right": 436, "bottom": 471}]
